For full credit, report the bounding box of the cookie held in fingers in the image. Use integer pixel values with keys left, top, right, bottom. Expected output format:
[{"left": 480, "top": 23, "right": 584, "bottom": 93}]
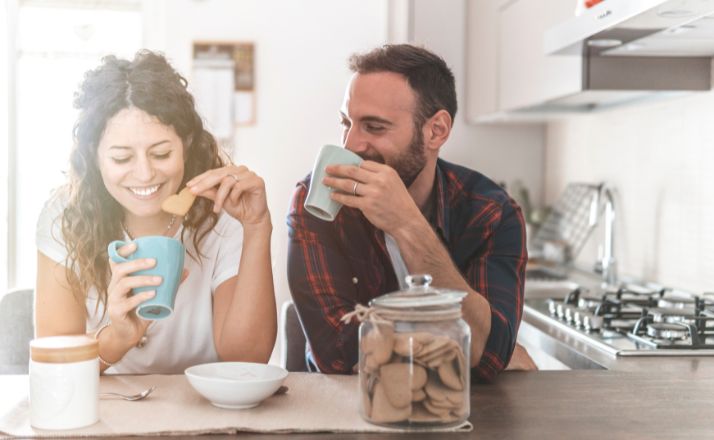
[{"left": 161, "top": 187, "right": 196, "bottom": 216}]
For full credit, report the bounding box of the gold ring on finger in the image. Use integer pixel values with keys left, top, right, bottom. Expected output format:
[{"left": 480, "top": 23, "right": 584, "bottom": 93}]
[{"left": 352, "top": 182, "right": 359, "bottom": 196}]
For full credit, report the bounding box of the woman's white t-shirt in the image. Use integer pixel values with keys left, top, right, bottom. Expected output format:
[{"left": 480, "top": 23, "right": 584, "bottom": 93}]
[{"left": 35, "top": 196, "right": 243, "bottom": 374}]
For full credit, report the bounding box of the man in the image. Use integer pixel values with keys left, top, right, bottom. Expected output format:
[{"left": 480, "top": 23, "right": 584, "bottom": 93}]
[{"left": 287, "top": 44, "right": 534, "bottom": 381}]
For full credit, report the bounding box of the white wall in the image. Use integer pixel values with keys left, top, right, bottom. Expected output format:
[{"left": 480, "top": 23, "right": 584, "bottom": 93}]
[
  {"left": 143, "top": 0, "right": 545, "bottom": 362},
  {"left": 545, "top": 92, "right": 714, "bottom": 293},
  {"left": 144, "top": 0, "right": 388, "bottom": 361},
  {"left": 411, "top": 0, "right": 545, "bottom": 205}
]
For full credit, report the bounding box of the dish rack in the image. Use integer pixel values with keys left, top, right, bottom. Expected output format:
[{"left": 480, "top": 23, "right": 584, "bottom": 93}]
[{"left": 530, "top": 183, "right": 602, "bottom": 264}]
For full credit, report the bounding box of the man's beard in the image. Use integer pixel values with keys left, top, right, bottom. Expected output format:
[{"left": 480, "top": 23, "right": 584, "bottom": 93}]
[{"left": 359, "top": 127, "right": 426, "bottom": 188}]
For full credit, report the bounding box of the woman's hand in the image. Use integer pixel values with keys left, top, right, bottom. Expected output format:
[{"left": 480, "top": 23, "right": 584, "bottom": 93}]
[
  {"left": 106, "top": 242, "right": 160, "bottom": 348},
  {"left": 186, "top": 165, "right": 271, "bottom": 227}
]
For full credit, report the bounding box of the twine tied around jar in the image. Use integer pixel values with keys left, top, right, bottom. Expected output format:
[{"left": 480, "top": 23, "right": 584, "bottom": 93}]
[{"left": 341, "top": 303, "right": 463, "bottom": 334}]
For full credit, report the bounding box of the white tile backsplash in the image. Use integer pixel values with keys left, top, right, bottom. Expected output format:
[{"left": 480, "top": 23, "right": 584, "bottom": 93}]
[{"left": 545, "top": 91, "right": 714, "bottom": 292}]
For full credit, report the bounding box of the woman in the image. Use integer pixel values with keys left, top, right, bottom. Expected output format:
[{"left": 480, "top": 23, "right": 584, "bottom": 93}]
[{"left": 35, "top": 50, "right": 277, "bottom": 374}]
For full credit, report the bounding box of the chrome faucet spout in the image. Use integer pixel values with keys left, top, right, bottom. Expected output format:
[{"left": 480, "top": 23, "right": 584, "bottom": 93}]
[{"left": 597, "top": 185, "right": 617, "bottom": 286}]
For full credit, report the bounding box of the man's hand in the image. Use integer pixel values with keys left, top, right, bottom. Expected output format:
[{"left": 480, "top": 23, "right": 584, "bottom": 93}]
[{"left": 323, "top": 161, "right": 423, "bottom": 236}]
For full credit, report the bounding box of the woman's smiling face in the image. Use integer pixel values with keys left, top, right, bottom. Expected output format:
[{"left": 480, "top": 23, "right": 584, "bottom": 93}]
[{"left": 96, "top": 107, "right": 185, "bottom": 219}]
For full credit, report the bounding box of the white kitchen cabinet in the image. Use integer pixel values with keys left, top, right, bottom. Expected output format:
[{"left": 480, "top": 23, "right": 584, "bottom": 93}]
[
  {"left": 499, "top": 0, "right": 581, "bottom": 111},
  {"left": 466, "top": 0, "right": 582, "bottom": 120},
  {"left": 464, "top": 0, "right": 502, "bottom": 122}
]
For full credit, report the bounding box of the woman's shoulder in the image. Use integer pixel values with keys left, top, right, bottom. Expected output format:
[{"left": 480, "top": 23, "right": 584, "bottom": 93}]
[
  {"left": 36, "top": 187, "right": 70, "bottom": 261},
  {"left": 39, "top": 187, "right": 70, "bottom": 220}
]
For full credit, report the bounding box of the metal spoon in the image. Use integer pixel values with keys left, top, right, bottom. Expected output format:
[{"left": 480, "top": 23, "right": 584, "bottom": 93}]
[{"left": 100, "top": 386, "right": 156, "bottom": 401}]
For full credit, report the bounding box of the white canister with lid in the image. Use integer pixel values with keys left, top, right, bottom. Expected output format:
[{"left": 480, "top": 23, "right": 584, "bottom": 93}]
[{"left": 29, "top": 335, "right": 99, "bottom": 430}]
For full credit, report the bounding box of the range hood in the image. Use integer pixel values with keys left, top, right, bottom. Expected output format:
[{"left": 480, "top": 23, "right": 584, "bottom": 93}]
[
  {"left": 545, "top": 0, "right": 714, "bottom": 56},
  {"left": 534, "top": 0, "right": 714, "bottom": 113}
]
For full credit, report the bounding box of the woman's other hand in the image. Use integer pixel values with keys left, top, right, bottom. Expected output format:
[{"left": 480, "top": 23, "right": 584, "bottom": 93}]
[
  {"left": 106, "top": 242, "right": 160, "bottom": 347},
  {"left": 186, "top": 165, "right": 271, "bottom": 227}
]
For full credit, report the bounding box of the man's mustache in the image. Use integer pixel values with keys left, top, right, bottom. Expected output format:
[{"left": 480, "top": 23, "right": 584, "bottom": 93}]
[{"left": 357, "top": 152, "right": 386, "bottom": 164}]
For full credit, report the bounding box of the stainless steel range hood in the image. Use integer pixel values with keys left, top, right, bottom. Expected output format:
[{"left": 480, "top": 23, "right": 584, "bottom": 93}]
[
  {"left": 546, "top": 0, "right": 714, "bottom": 56},
  {"left": 534, "top": 0, "right": 714, "bottom": 113}
]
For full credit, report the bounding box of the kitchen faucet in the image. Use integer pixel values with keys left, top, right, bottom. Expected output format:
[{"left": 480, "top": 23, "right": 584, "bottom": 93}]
[{"left": 593, "top": 184, "right": 617, "bottom": 286}]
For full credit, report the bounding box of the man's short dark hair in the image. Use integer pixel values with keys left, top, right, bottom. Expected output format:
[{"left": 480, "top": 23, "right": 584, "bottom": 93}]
[{"left": 348, "top": 44, "right": 457, "bottom": 128}]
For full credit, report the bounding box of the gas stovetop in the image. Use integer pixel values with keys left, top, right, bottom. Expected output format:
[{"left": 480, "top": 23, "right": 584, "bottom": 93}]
[{"left": 525, "top": 284, "right": 714, "bottom": 356}]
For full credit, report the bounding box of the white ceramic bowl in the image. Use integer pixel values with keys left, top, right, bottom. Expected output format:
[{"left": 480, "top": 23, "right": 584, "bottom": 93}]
[{"left": 185, "top": 362, "right": 288, "bottom": 409}]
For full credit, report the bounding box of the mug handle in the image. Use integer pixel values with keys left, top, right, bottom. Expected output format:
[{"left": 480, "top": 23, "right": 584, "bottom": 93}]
[{"left": 107, "top": 240, "right": 131, "bottom": 263}]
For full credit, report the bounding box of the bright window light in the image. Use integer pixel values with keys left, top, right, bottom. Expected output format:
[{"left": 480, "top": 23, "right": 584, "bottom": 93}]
[
  {"left": 12, "top": 1, "right": 142, "bottom": 289},
  {"left": 1, "top": 1, "right": 10, "bottom": 294}
]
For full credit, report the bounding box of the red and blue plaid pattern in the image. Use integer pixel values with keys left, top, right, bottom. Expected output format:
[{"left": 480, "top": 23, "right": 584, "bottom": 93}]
[{"left": 287, "top": 158, "right": 527, "bottom": 381}]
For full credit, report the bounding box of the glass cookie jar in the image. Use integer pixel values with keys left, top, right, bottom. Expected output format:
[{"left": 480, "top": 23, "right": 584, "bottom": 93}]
[{"left": 356, "top": 274, "right": 470, "bottom": 428}]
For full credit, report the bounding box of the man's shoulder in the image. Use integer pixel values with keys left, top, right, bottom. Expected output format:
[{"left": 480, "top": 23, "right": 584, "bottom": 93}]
[
  {"left": 294, "top": 173, "right": 311, "bottom": 192},
  {"left": 438, "top": 159, "right": 511, "bottom": 208},
  {"left": 289, "top": 173, "right": 312, "bottom": 206},
  {"left": 297, "top": 172, "right": 312, "bottom": 188},
  {"left": 287, "top": 172, "right": 327, "bottom": 232}
]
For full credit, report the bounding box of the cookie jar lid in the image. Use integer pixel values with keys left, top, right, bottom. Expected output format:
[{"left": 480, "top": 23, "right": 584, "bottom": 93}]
[{"left": 369, "top": 274, "right": 467, "bottom": 309}]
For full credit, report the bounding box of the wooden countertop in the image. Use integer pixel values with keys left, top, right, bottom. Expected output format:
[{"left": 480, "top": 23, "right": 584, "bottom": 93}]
[
  {"left": 468, "top": 370, "right": 713, "bottom": 439},
  {"left": 218, "top": 370, "right": 714, "bottom": 440},
  {"left": 5, "top": 371, "right": 708, "bottom": 439}
]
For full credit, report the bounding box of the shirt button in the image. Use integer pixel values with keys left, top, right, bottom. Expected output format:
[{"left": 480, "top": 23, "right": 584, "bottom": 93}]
[{"left": 352, "top": 277, "right": 359, "bottom": 284}]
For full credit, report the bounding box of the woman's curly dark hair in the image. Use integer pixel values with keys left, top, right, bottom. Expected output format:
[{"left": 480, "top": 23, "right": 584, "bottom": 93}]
[{"left": 60, "top": 50, "right": 225, "bottom": 312}]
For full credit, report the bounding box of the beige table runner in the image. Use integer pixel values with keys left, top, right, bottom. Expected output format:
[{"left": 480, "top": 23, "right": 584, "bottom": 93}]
[{"left": 0, "top": 373, "right": 471, "bottom": 437}]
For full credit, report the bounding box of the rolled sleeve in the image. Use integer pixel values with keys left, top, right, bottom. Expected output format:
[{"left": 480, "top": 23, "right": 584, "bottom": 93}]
[{"left": 468, "top": 199, "right": 527, "bottom": 382}]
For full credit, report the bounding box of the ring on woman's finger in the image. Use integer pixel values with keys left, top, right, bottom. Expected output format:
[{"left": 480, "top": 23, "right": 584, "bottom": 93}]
[
  {"left": 352, "top": 181, "right": 359, "bottom": 196},
  {"left": 228, "top": 174, "right": 239, "bottom": 183}
]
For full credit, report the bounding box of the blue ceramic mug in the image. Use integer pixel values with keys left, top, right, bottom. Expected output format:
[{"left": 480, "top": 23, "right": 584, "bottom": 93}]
[{"left": 107, "top": 236, "right": 185, "bottom": 320}]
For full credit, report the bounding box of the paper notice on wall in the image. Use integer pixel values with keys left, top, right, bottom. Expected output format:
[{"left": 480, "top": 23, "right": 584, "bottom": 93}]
[{"left": 192, "top": 59, "right": 235, "bottom": 140}]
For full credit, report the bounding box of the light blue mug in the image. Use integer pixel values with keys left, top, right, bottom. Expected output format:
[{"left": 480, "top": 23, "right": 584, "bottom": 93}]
[
  {"left": 305, "top": 144, "right": 363, "bottom": 221},
  {"left": 107, "top": 236, "right": 185, "bottom": 320}
]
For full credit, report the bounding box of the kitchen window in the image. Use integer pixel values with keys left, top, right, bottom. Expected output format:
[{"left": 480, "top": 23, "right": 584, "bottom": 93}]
[{"left": 3, "top": 0, "right": 142, "bottom": 295}]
